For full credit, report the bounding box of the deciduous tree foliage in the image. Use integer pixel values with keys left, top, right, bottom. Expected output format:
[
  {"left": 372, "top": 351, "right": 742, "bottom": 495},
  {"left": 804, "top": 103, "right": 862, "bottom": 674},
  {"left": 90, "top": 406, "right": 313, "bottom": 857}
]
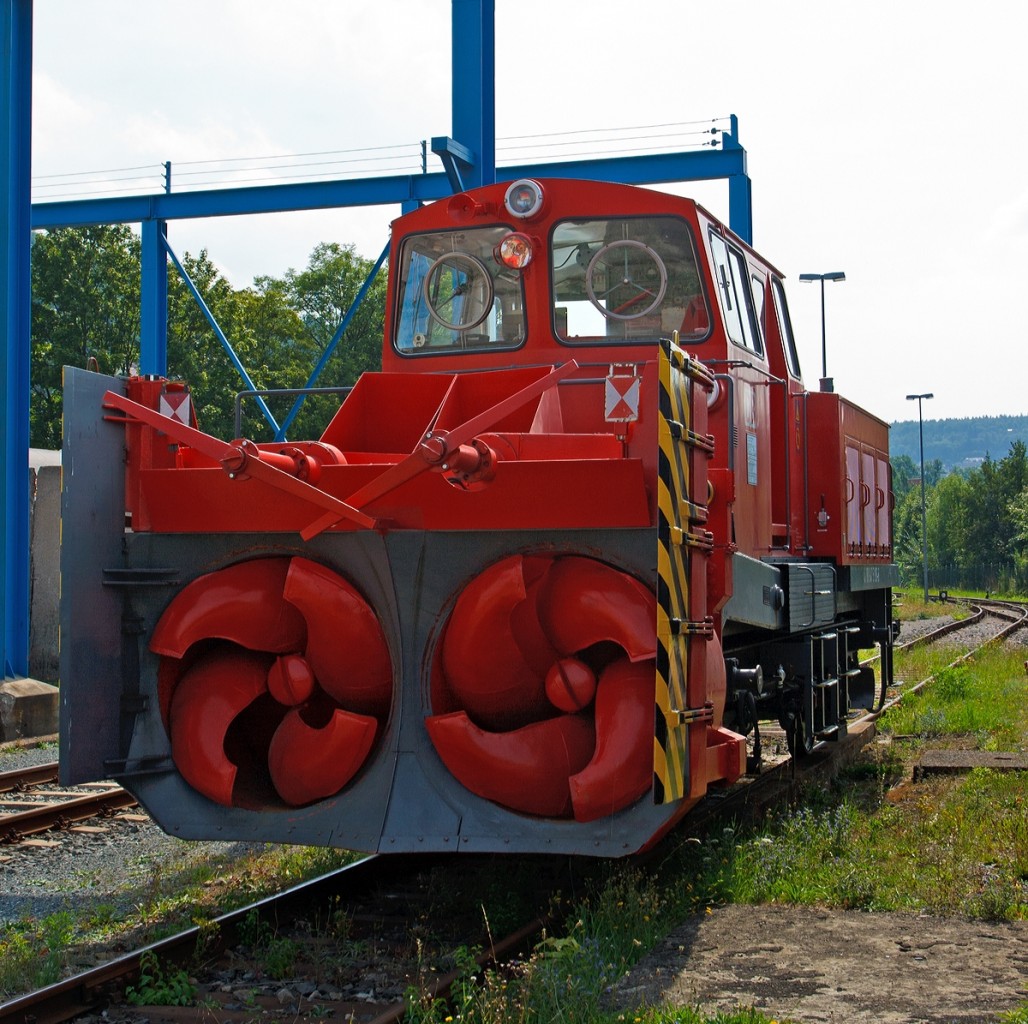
[
  {"left": 30, "top": 225, "right": 141, "bottom": 448},
  {"left": 252, "top": 241, "right": 386, "bottom": 440},
  {"left": 892, "top": 441, "right": 1028, "bottom": 593},
  {"left": 890, "top": 453, "right": 942, "bottom": 508},
  {"left": 30, "top": 228, "right": 386, "bottom": 446}
]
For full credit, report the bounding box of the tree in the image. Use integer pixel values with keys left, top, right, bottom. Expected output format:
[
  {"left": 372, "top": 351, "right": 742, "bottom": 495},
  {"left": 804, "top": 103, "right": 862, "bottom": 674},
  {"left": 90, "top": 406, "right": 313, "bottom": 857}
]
[
  {"left": 30, "top": 225, "right": 141, "bottom": 448},
  {"left": 277, "top": 242, "right": 386, "bottom": 383},
  {"left": 30, "top": 231, "right": 388, "bottom": 449},
  {"left": 924, "top": 458, "right": 944, "bottom": 488},
  {"left": 958, "top": 444, "right": 1026, "bottom": 571},
  {"left": 926, "top": 473, "right": 971, "bottom": 576},
  {"left": 910, "top": 441, "right": 1028, "bottom": 593},
  {"left": 165, "top": 249, "right": 317, "bottom": 440},
  {"left": 252, "top": 242, "right": 388, "bottom": 440},
  {"left": 892, "top": 485, "right": 929, "bottom": 582},
  {"left": 1009, "top": 485, "right": 1028, "bottom": 591},
  {"left": 890, "top": 453, "right": 917, "bottom": 507}
]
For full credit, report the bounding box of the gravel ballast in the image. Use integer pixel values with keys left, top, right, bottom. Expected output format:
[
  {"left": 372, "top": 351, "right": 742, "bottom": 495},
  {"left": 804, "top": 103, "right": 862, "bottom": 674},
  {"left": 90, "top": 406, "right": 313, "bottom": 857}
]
[{"left": 1, "top": 738, "right": 252, "bottom": 928}]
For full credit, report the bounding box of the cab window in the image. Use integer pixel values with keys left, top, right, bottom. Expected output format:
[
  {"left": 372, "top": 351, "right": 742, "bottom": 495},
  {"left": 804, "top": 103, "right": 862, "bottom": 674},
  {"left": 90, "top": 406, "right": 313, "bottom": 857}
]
[
  {"left": 709, "top": 232, "right": 763, "bottom": 356},
  {"left": 551, "top": 216, "right": 707, "bottom": 343},
  {"left": 771, "top": 277, "right": 801, "bottom": 377},
  {"left": 394, "top": 226, "right": 526, "bottom": 354},
  {"left": 750, "top": 273, "right": 766, "bottom": 349}
]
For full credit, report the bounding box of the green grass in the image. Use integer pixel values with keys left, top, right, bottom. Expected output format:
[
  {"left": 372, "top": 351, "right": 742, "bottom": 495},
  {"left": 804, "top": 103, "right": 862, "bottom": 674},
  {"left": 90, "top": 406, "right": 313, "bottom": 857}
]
[
  {"left": 683, "top": 767, "right": 1028, "bottom": 919},
  {"left": 887, "top": 649, "right": 1028, "bottom": 751},
  {"left": 124, "top": 949, "right": 195, "bottom": 1007},
  {"left": 619, "top": 1013, "right": 787, "bottom": 1024},
  {"left": 0, "top": 738, "right": 57, "bottom": 769},
  {"left": 0, "top": 911, "right": 75, "bottom": 995}
]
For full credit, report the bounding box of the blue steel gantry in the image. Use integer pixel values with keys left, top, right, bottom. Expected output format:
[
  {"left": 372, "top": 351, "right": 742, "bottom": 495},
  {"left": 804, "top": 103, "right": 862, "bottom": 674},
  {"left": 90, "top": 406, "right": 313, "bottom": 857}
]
[{"left": 1, "top": 0, "right": 751, "bottom": 680}]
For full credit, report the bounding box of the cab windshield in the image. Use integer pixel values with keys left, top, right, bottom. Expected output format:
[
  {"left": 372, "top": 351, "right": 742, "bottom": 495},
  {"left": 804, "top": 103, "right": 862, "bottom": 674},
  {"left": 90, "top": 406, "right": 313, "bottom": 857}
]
[
  {"left": 394, "top": 226, "right": 526, "bottom": 354},
  {"left": 551, "top": 216, "right": 708, "bottom": 343}
]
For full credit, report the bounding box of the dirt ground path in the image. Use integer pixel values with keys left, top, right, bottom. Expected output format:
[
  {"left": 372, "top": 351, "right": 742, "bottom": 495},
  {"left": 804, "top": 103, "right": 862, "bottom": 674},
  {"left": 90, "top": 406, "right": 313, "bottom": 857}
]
[{"left": 611, "top": 904, "right": 1028, "bottom": 1023}]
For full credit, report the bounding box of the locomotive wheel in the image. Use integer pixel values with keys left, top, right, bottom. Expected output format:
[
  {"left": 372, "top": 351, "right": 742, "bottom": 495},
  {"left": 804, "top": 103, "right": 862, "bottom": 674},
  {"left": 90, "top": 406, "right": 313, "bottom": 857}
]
[
  {"left": 426, "top": 553, "right": 657, "bottom": 821},
  {"left": 782, "top": 708, "right": 815, "bottom": 758},
  {"left": 154, "top": 557, "right": 392, "bottom": 809}
]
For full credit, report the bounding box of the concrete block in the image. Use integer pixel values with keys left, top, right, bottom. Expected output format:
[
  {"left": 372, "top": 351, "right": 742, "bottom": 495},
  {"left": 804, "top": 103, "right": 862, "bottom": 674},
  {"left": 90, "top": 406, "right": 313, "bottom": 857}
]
[
  {"left": 30, "top": 464, "right": 62, "bottom": 683},
  {"left": 0, "top": 678, "right": 60, "bottom": 742}
]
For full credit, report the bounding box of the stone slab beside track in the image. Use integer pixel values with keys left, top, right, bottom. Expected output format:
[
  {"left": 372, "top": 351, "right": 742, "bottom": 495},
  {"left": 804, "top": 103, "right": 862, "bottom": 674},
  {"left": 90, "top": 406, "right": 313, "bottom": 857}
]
[{"left": 612, "top": 903, "right": 1028, "bottom": 1023}]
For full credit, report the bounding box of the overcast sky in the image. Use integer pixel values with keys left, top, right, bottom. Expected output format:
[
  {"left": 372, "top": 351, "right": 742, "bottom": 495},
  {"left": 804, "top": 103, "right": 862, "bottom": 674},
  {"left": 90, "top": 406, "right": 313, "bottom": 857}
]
[{"left": 30, "top": 0, "right": 1028, "bottom": 426}]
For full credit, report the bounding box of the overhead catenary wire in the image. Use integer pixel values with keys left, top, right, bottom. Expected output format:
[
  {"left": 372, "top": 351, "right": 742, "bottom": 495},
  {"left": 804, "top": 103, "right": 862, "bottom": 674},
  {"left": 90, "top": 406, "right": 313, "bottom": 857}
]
[
  {"left": 32, "top": 162, "right": 165, "bottom": 180},
  {"left": 499, "top": 116, "right": 730, "bottom": 142},
  {"left": 30, "top": 117, "right": 732, "bottom": 203},
  {"left": 170, "top": 140, "right": 421, "bottom": 167}
]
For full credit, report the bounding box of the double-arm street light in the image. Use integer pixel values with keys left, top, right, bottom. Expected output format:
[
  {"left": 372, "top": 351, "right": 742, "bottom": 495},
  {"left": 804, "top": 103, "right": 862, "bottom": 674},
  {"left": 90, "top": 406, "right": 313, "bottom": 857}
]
[
  {"left": 799, "top": 271, "right": 846, "bottom": 392},
  {"left": 906, "top": 392, "right": 934, "bottom": 602}
]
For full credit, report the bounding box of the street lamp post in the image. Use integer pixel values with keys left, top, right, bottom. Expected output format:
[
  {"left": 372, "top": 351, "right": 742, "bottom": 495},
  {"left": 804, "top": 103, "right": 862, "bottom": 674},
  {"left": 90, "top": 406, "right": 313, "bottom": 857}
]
[
  {"left": 799, "top": 271, "right": 846, "bottom": 392},
  {"left": 906, "top": 392, "right": 934, "bottom": 603}
]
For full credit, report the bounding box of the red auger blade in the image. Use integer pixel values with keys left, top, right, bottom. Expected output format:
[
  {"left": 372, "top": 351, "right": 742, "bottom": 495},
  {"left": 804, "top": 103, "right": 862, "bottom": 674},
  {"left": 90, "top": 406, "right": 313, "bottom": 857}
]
[
  {"left": 156, "top": 557, "right": 393, "bottom": 809},
  {"left": 425, "top": 711, "right": 595, "bottom": 818},
  {"left": 268, "top": 707, "right": 378, "bottom": 807},
  {"left": 151, "top": 558, "right": 306, "bottom": 659},
  {"left": 537, "top": 556, "right": 657, "bottom": 661},
  {"left": 569, "top": 657, "right": 653, "bottom": 822},
  {"left": 440, "top": 556, "right": 550, "bottom": 730},
  {"left": 284, "top": 558, "right": 392, "bottom": 718},
  {"left": 168, "top": 647, "right": 270, "bottom": 806}
]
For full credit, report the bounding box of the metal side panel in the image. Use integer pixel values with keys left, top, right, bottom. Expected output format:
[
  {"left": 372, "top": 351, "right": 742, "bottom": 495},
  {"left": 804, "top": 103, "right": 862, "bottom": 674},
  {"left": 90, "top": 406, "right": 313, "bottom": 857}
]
[
  {"left": 723, "top": 552, "right": 785, "bottom": 630},
  {"left": 59, "top": 367, "right": 127, "bottom": 784},
  {"left": 786, "top": 562, "right": 837, "bottom": 630},
  {"left": 840, "top": 563, "right": 901, "bottom": 591}
]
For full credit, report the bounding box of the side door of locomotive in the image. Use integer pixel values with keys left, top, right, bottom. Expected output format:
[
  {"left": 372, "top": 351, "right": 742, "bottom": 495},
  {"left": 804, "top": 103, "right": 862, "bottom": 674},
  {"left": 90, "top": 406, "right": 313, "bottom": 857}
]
[
  {"left": 762, "top": 275, "right": 807, "bottom": 554},
  {"left": 706, "top": 229, "right": 773, "bottom": 556}
]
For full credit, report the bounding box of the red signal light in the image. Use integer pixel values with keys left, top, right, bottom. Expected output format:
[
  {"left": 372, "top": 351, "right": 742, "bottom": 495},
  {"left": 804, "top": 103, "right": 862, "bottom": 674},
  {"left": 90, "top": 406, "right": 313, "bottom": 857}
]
[{"left": 495, "top": 232, "right": 534, "bottom": 270}]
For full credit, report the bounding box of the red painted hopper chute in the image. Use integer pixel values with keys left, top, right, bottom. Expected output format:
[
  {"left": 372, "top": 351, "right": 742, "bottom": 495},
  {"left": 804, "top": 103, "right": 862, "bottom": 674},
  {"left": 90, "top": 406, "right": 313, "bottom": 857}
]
[
  {"left": 426, "top": 554, "right": 656, "bottom": 821},
  {"left": 152, "top": 557, "right": 391, "bottom": 809}
]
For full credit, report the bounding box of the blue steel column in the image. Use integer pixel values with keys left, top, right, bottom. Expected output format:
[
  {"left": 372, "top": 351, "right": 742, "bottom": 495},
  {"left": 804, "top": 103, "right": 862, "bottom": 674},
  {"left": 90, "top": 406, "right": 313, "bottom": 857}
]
[
  {"left": 451, "top": 0, "right": 495, "bottom": 187},
  {"left": 1, "top": 0, "right": 32, "bottom": 678},
  {"left": 723, "top": 115, "right": 752, "bottom": 245},
  {"left": 140, "top": 218, "right": 168, "bottom": 375}
]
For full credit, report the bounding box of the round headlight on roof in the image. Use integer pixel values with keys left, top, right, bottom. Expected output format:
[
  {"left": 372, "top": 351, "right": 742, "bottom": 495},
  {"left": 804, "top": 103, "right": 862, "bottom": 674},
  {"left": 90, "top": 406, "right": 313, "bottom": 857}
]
[{"left": 504, "top": 179, "right": 545, "bottom": 220}]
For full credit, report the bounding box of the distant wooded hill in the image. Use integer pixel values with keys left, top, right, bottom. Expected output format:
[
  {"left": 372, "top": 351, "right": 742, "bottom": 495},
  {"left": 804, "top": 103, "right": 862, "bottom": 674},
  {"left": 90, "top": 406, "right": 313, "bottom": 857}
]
[{"left": 889, "top": 415, "right": 1028, "bottom": 472}]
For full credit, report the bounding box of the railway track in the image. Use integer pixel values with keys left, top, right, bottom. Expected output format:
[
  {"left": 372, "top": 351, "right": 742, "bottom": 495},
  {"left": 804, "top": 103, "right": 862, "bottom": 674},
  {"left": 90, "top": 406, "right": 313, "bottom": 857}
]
[
  {"left": 0, "top": 762, "right": 138, "bottom": 845},
  {"left": 895, "top": 596, "right": 1027, "bottom": 651},
  {"left": 3, "top": 599, "right": 1024, "bottom": 1024},
  {"left": 0, "top": 852, "right": 559, "bottom": 1024},
  {"left": 872, "top": 596, "right": 1028, "bottom": 715}
]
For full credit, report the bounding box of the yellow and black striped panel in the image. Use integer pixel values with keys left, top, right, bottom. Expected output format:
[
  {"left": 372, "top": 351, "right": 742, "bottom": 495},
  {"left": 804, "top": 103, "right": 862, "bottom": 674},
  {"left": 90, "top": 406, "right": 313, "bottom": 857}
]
[{"left": 653, "top": 336, "right": 714, "bottom": 804}]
